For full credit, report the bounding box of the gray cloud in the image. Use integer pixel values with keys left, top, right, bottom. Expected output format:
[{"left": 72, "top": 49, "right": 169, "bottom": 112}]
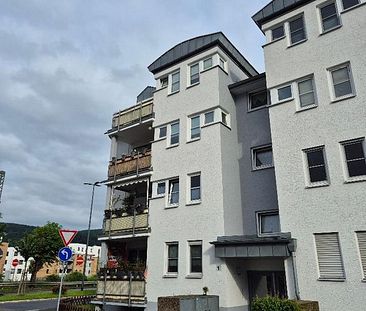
[{"left": 0, "top": 0, "right": 268, "bottom": 229}]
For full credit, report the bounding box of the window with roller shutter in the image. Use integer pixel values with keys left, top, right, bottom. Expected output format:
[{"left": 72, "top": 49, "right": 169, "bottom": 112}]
[
  {"left": 314, "top": 233, "right": 345, "bottom": 280},
  {"left": 356, "top": 232, "right": 366, "bottom": 280}
]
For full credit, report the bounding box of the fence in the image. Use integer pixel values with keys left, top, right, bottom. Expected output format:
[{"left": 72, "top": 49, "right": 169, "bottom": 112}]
[{"left": 59, "top": 295, "right": 96, "bottom": 311}]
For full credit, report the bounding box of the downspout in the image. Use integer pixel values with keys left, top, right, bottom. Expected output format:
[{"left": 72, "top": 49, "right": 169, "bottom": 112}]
[{"left": 289, "top": 239, "right": 300, "bottom": 300}]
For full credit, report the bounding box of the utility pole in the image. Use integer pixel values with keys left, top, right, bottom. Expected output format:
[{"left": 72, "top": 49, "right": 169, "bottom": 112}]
[{"left": 0, "top": 171, "right": 5, "bottom": 204}]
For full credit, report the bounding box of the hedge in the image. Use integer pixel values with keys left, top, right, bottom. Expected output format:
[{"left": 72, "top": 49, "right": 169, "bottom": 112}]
[{"left": 252, "top": 296, "right": 301, "bottom": 311}]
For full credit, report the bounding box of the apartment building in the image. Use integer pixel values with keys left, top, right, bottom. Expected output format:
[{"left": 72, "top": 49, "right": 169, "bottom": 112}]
[
  {"left": 3, "top": 246, "right": 32, "bottom": 281},
  {"left": 95, "top": 2, "right": 365, "bottom": 310},
  {"left": 252, "top": 0, "right": 366, "bottom": 310}
]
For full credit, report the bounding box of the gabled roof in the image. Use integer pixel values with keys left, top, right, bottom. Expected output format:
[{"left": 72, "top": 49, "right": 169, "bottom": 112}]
[
  {"left": 136, "top": 86, "right": 155, "bottom": 103},
  {"left": 252, "top": 0, "right": 314, "bottom": 28},
  {"left": 148, "top": 32, "right": 258, "bottom": 77}
]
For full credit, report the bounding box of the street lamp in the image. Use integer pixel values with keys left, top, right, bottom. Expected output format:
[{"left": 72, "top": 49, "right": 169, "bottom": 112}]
[{"left": 81, "top": 181, "right": 101, "bottom": 291}]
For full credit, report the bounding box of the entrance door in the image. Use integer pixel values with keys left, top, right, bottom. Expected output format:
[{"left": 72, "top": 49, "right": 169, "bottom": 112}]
[{"left": 248, "top": 271, "right": 287, "bottom": 304}]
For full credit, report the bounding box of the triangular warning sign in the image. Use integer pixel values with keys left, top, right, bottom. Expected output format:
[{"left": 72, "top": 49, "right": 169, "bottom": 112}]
[{"left": 59, "top": 229, "right": 78, "bottom": 246}]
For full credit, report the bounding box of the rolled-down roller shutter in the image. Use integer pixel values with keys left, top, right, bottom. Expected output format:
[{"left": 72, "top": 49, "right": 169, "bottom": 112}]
[
  {"left": 314, "top": 233, "right": 345, "bottom": 280},
  {"left": 356, "top": 231, "right": 366, "bottom": 280}
]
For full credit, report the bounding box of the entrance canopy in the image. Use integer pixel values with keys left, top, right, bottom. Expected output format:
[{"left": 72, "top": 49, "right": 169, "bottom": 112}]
[{"left": 211, "top": 233, "right": 296, "bottom": 259}]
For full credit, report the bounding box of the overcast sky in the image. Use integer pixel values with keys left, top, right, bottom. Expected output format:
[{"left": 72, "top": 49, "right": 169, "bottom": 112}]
[{"left": 0, "top": 0, "right": 269, "bottom": 230}]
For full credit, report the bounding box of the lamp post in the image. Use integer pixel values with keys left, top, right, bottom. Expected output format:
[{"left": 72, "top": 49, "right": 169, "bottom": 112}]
[{"left": 81, "top": 181, "right": 101, "bottom": 291}]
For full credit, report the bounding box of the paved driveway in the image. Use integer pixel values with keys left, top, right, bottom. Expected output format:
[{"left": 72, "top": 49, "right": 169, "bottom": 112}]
[{"left": 0, "top": 299, "right": 57, "bottom": 311}]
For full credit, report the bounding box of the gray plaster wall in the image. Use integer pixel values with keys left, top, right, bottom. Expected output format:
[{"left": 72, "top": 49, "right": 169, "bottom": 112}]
[{"left": 262, "top": 1, "right": 366, "bottom": 310}]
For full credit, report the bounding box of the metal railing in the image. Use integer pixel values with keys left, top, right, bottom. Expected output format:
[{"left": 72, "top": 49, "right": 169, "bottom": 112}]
[
  {"left": 111, "top": 101, "right": 153, "bottom": 130},
  {"left": 103, "top": 210, "right": 148, "bottom": 235}
]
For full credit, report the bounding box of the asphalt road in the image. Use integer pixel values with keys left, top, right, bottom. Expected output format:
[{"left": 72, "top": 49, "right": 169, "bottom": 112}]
[{"left": 0, "top": 299, "right": 58, "bottom": 311}]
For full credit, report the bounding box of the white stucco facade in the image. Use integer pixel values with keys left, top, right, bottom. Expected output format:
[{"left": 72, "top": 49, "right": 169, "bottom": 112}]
[{"left": 260, "top": 1, "right": 366, "bottom": 310}]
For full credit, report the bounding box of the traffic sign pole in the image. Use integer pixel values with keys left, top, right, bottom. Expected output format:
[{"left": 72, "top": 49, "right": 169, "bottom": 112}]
[{"left": 56, "top": 261, "right": 66, "bottom": 311}]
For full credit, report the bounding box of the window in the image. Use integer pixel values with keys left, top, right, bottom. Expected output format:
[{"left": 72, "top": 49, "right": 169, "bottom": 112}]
[
  {"left": 19, "top": 260, "right": 23, "bottom": 265},
  {"left": 221, "top": 112, "right": 227, "bottom": 125},
  {"left": 342, "top": 139, "right": 366, "bottom": 178},
  {"left": 314, "top": 233, "right": 345, "bottom": 280},
  {"left": 257, "top": 211, "right": 280, "bottom": 236},
  {"left": 320, "top": 2, "right": 340, "bottom": 32},
  {"left": 157, "top": 182, "right": 166, "bottom": 196},
  {"left": 298, "top": 77, "right": 316, "bottom": 107},
  {"left": 356, "top": 231, "right": 366, "bottom": 280},
  {"left": 170, "top": 122, "right": 179, "bottom": 145},
  {"left": 330, "top": 64, "right": 354, "bottom": 98},
  {"left": 190, "top": 63, "right": 200, "bottom": 85},
  {"left": 190, "top": 174, "right": 201, "bottom": 202},
  {"left": 159, "top": 126, "right": 167, "bottom": 139},
  {"left": 204, "top": 111, "right": 214, "bottom": 124},
  {"left": 249, "top": 90, "right": 267, "bottom": 110},
  {"left": 342, "top": 0, "right": 360, "bottom": 9},
  {"left": 189, "top": 241, "right": 202, "bottom": 274},
  {"left": 166, "top": 243, "right": 178, "bottom": 274},
  {"left": 277, "top": 85, "right": 292, "bottom": 101},
  {"left": 160, "top": 76, "right": 168, "bottom": 88},
  {"left": 190, "top": 116, "right": 200, "bottom": 140},
  {"left": 289, "top": 15, "right": 306, "bottom": 44},
  {"left": 168, "top": 179, "right": 179, "bottom": 205},
  {"left": 171, "top": 71, "right": 180, "bottom": 93},
  {"left": 252, "top": 145, "right": 273, "bottom": 170},
  {"left": 272, "top": 25, "right": 285, "bottom": 40},
  {"left": 305, "top": 147, "right": 328, "bottom": 184},
  {"left": 14, "top": 252, "right": 18, "bottom": 256},
  {"left": 17, "top": 269, "right": 21, "bottom": 274},
  {"left": 203, "top": 57, "right": 213, "bottom": 70}
]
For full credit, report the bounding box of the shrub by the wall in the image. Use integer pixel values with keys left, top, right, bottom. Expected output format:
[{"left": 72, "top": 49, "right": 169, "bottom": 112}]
[
  {"left": 45, "top": 274, "right": 61, "bottom": 282},
  {"left": 252, "top": 296, "right": 301, "bottom": 311}
]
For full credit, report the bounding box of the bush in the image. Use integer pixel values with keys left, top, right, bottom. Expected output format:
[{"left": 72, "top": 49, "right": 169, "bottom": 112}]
[
  {"left": 45, "top": 274, "right": 61, "bottom": 282},
  {"left": 252, "top": 296, "right": 301, "bottom": 311},
  {"left": 87, "top": 274, "right": 97, "bottom": 281},
  {"left": 51, "top": 285, "right": 68, "bottom": 294},
  {"left": 64, "top": 271, "right": 87, "bottom": 282}
]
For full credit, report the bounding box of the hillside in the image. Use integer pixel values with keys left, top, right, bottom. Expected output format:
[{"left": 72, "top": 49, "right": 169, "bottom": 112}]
[{"left": 2, "top": 223, "right": 102, "bottom": 246}]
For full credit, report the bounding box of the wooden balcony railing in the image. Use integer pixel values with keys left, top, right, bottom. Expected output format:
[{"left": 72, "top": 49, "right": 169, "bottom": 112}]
[
  {"left": 111, "top": 101, "right": 153, "bottom": 130},
  {"left": 104, "top": 211, "right": 148, "bottom": 235},
  {"left": 108, "top": 151, "right": 151, "bottom": 179},
  {"left": 96, "top": 270, "right": 146, "bottom": 305}
]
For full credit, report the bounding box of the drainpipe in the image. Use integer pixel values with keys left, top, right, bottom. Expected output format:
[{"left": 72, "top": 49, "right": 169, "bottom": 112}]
[{"left": 288, "top": 240, "right": 300, "bottom": 300}]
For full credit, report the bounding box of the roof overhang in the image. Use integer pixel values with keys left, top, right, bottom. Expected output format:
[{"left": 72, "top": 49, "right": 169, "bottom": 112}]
[{"left": 211, "top": 233, "right": 296, "bottom": 259}]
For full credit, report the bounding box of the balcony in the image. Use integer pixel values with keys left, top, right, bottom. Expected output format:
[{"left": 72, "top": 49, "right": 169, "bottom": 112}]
[
  {"left": 108, "top": 150, "right": 152, "bottom": 180},
  {"left": 107, "top": 101, "right": 154, "bottom": 134},
  {"left": 96, "top": 269, "right": 146, "bottom": 307},
  {"left": 104, "top": 209, "right": 149, "bottom": 236}
]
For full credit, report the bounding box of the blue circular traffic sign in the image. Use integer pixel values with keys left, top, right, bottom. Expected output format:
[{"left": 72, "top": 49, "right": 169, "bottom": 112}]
[{"left": 58, "top": 247, "right": 72, "bottom": 262}]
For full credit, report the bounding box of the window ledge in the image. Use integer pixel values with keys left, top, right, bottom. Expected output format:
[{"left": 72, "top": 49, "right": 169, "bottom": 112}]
[
  {"left": 153, "top": 137, "right": 166, "bottom": 143},
  {"left": 305, "top": 182, "right": 329, "bottom": 189},
  {"left": 201, "top": 121, "right": 218, "bottom": 129},
  {"left": 296, "top": 104, "right": 318, "bottom": 113},
  {"left": 168, "top": 90, "right": 180, "bottom": 97},
  {"left": 186, "top": 201, "right": 201, "bottom": 206},
  {"left": 163, "top": 274, "right": 178, "bottom": 279},
  {"left": 248, "top": 105, "right": 269, "bottom": 113},
  {"left": 341, "top": 2, "right": 366, "bottom": 14},
  {"left": 187, "top": 137, "right": 201, "bottom": 144},
  {"left": 220, "top": 121, "right": 231, "bottom": 130},
  {"left": 165, "top": 205, "right": 179, "bottom": 210},
  {"left": 287, "top": 39, "right": 308, "bottom": 49},
  {"left": 270, "top": 98, "right": 294, "bottom": 107},
  {"left": 166, "top": 144, "right": 179, "bottom": 150},
  {"left": 252, "top": 165, "right": 274, "bottom": 172},
  {"left": 319, "top": 24, "right": 342, "bottom": 36},
  {"left": 317, "top": 278, "right": 345, "bottom": 282},
  {"left": 331, "top": 94, "right": 356, "bottom": 104},
  {"left": 186, "top": 82, "right": 200, "bottom": 90},
  {"left": 262, "top": 36, "right": 286, "bottom": 48},
  {"left": 186, "top": 273, "right": 202, "bottom": 279},
  {"left": 344, "top": 176, "right": 366, "bottom": 184}
]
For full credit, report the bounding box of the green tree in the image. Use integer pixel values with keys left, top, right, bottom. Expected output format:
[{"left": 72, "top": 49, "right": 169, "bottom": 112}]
[{"left": 16, "top": 222, "right": 63, "bottom": 282}]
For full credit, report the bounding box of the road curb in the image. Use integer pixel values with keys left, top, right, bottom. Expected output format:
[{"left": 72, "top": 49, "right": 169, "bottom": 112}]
[{"left": 0, "top": 297, "right": 59, "bottom": 304}]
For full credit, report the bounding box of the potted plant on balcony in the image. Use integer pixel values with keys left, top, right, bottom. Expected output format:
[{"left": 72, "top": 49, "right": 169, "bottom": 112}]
[
  {"left": 104, "top": 210, "right": 112, "bottom": 218},
  {"left": 123, "top": 194, "right": 136, "bottom": 215}
]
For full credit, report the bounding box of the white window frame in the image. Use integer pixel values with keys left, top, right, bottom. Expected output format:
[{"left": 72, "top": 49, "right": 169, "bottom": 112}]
[
  {"left": 277, "top": 84, "right": 293, "bottom": 103},
  {"left": 219, "top": 56, "right": 226, "bottom": 72},
  {"left": 160, "top": 76, "right": 168, "bottom": 88},
  {"left": 296, "top": 76, "right": 317, "bottom": 110},
  {"left": 167, "top": 178, "right": 179, "bottom": 207},
  {"left": 251, "top": 144, "right": 274, "bottom": 171},
  {"left": 314, "top": 233, "right": 346, "bottom": 281},
  {"left": 187, "top": 240, "right": 203, "bottom": 278},
  {"left": 203, "top": 57, "right": 213, "bottom": 71},
  {"left": 340, "top": 138, "right": 366, "bottom": 182},
  {"left": 169, "top": 121, "right": 180, "bottom": 147},
  {"left": 165, "top": 242, "right": 179, "bottom": 277},
  {"left": 317, "top": 1, "right": 341, "bottom": 34},
  {"left": 204, "top": 111, "right": 215, "bottom": 125},
  {"left": 248, "top": 89, "right": 268, "bottom": 111},
  {"left": 156, "top": 181, "right": 166, "bottom": 197},
  {"left": 356, "top": 231, "right": 366, "bottom": 281},
  {"left": 327, "top": 62, "right": 355, "bottom": 102},
  {"left": 256, "top": 210, "right": 281, "bottom": 237},
  {"left": 341, "top": 0, "right": 360, "bottom": 10},
  {"left": 189, "top": 62, "right": 200, "bottom": 86},
  {"left": 159, "top": 126, "right": 167, "bottom": 139},
  {"left": 287, "top": 14, "right": 307, "bottom": 46},
  {"left": 188, "top": 173, "right": 201, "bottom": 204},
  {"left": 271, "top": 23, "right": 285, "bottom": 41},
  {"left": 189, "top": 115, "right": 201, "bottom": 141},
  {"left": 170, "top": 70, "right": 180, "bottom": 94},
  {"left": 303, "top": 146, "right": 329, "bottom": 188}
]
